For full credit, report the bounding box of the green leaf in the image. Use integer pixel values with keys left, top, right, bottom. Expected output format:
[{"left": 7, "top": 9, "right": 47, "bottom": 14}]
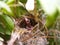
[
  {"left": 4, "top": 34, "right": 10, "bottom": 41},
  {"left": 6, "top": 0, "right": 14, "bottom": 4},
  {"left": 57, "top": 38, "right": 60, "bottom": 45},
  {"left": 36, "top": 0, "right": 41, "bottom": 10},
  {"left": 45, "top": 10, "right": 59, "bottom": 28},
  {"left": 11, "top": 6, "right": 28, "bottom": 18},
  {"left": 0, "top": 33, "right": 10, "bottom": 41},
  {"left": 0, "top": 24, "right": 5, "bottom": 34},
  {"left": 48, "top": 38, "right": 55, "bottom": 45},
  {"left": 19, "top": 0, "right": 27, "bottom": 4},
  {"left": 57, "top": 0, "right": 60, "bottom": 14},
  {"left": 0, "top": 1, "right": 14, "bottom": 17},
  {"left": 0, "top": 15, "right": 14, "bottom": 35},
  {"left": 38, "top": 0, "right": 59, "bottom": 28},
  {"left": 39, "top": 0, "right": 57, "bottom": 15},
  {"left": 17, "top": 6, "right": 28, "bottom": 17},
  {"left": 0, "top": 0, "right": 7, "bottom": 2}
]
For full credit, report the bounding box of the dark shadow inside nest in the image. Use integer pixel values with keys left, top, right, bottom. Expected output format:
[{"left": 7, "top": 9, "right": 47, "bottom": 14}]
[{"left": 18, "top": 17, "right": 37, "bottom": 30}]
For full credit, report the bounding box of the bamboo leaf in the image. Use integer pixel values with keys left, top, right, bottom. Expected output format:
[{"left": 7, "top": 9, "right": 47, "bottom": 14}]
[
  {"left": 0, "top": 15, "right": 14, "bottom": 35},
  {"left": 36, "top": 0, "right": 41, "bottom": 10},
  {"left": 0, "top": 24, "right": 5, "bottom": 34},
  {"left": 0, "top": 1, "right": 14, "bottom": 17},
  {"left": 6, "top": 0, "right": 14, "bottom": 4},
  {"left": 19, "top": 0, "right": 27, "bottom": 4},
  {"left": 38, "top": 0, "right": 59, "bottom": 28},
  {"left": 11, "top": 6, "right": 28, "bottom": 18}
]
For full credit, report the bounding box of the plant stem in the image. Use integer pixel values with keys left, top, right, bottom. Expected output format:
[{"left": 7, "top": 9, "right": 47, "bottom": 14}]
[
  {"left": 14, "top": 0, "right": 18, "bottom": 18},
  {"left": 34, "top": 0, "right": 38, "bottom": 22}
]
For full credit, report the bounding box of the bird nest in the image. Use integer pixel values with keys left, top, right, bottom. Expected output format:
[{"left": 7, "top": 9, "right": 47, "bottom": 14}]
[{"left": 14, "top": 14, "right": 48, "bottom": 42}]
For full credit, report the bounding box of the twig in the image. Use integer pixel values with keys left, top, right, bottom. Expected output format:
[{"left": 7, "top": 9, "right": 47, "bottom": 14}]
[{"left": 21, "top": 24, "right": 44, "bottom": 42}]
